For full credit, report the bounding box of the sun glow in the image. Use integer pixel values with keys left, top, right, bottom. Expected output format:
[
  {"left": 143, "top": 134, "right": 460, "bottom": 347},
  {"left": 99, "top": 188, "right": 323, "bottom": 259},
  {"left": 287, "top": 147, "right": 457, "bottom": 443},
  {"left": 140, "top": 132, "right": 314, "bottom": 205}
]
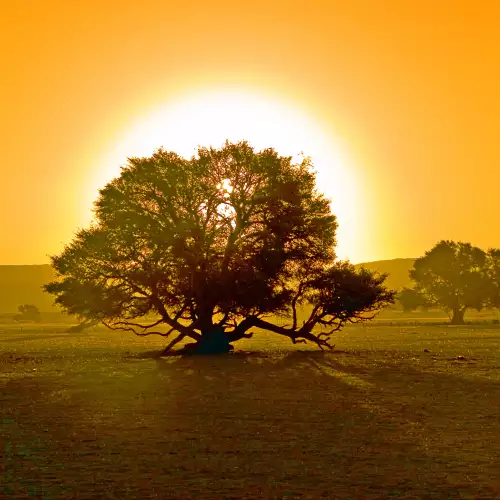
[{"left": 85, "top": 88, "right": 361, "bottom": 260}]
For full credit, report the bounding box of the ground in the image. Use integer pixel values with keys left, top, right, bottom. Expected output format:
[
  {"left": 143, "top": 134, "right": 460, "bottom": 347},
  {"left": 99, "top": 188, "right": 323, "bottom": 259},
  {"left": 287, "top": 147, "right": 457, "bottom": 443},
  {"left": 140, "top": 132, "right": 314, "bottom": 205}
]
[{"left": 1, "top": 321, "right": 500, "bottom": 499}]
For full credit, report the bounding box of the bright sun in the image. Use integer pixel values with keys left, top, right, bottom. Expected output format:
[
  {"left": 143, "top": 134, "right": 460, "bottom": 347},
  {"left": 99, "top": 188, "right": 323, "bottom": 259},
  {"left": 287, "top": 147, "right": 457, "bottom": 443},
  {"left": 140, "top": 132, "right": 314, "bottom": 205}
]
[{"left": 85, "top": 88, "right": 361, "bottom": 261}]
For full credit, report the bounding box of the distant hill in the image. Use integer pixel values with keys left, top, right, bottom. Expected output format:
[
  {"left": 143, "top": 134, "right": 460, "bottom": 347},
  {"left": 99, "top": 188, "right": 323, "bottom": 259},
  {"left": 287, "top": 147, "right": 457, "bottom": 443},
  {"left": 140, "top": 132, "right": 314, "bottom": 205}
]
[
  {"left": 354, "top": 258, "right": 415, "bottom": 291},
  {"left": 0, "top": 258, "right": 416, "bottom": 313},
  {"left": 0, "top": 265, "right": 57, "bottom": 313}
]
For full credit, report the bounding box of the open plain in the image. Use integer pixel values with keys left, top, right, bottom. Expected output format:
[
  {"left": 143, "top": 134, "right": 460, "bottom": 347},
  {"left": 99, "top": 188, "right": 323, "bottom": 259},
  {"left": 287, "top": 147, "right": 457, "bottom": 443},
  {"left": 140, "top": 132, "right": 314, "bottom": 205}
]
[{"left": 1, "top": 323, "right": 499, "bottom": 499}]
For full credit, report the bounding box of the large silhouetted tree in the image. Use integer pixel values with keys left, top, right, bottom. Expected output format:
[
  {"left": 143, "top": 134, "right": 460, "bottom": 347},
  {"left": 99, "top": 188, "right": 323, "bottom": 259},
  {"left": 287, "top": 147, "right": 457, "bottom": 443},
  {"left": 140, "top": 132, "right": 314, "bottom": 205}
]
[
  {"left": 45, "top": 141, "right": 395, "bottom": 354},
  {"left": 410, "top": 240, "right": 494, "bottom": 325}
]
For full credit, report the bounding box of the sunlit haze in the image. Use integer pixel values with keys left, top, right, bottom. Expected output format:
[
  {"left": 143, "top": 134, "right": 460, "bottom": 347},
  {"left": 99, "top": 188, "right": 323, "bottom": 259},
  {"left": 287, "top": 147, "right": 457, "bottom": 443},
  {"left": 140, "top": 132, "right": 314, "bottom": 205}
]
[
  {"left": 2, "top": 0, "right": 500, "bottom": 264},
  {"left": 85, "top": 88, "right": 360, "bottom": 261}
]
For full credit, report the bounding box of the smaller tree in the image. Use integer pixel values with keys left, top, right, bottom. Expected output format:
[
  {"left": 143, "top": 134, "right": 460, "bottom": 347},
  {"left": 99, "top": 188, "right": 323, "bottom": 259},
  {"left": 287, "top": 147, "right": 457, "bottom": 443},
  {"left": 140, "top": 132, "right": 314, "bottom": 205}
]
[
  {"left": 397, "top": 287, "right": 430, "bottom": 313},
  {"left": 14, "top": 304, "right": 41, "bottom": 323},
  {"left": 486, "top": 248, "right": 500, "bottom": 310},
  {"left": 409, "top": 240, "right": 492, "bottom": 325}
]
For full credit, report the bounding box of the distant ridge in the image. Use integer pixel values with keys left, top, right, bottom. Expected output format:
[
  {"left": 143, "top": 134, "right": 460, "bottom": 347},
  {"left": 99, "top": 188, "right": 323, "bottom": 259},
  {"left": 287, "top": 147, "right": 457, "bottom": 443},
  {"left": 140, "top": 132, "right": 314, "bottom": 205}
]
[
  {"left": 354, "top": 258, "right": 415, "bottom": 291},
  {"left": 0, "top": 264, "right": 56, "bottom": 313},
  {"left": 0, "top": 258, "right": 415, "bottom": 313}
]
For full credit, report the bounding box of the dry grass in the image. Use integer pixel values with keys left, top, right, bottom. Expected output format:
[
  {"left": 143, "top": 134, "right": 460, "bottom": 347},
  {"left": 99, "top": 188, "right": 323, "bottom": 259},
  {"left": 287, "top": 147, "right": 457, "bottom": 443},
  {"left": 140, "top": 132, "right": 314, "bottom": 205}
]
[{"left": 1, "top": 324, "right": 500, "bottom": 499}]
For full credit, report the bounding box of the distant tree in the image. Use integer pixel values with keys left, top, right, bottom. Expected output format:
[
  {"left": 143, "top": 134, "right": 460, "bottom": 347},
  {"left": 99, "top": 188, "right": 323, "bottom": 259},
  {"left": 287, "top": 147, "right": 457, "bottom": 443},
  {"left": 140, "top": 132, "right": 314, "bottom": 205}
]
[
  {"left": 14, "top": 304, "right": 41, "bottom": 323},
  {"left": 397, "top": 287, "right": 430, "bottom": 313},
  {"left": 44, "top": 141, "right": 395, "bottom": 354},
  {"left": 410, "top": 241, "right": 493, "bottom": 325},
  {"left": 486, "top": 248, "right": 500, "bottom": 309}
]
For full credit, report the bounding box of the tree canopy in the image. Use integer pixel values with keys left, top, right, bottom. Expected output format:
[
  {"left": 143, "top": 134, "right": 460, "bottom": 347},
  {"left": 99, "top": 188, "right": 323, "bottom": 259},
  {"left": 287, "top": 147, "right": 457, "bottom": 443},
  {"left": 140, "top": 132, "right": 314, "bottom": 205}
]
[
  {"left": 410, "top": 240, "right": 499, "bottom": 324},
  {"left": 397, "top": 287, "right": 430, "bottom": 313},
  {"left": 14, "top": 304, "right": 41, "bottom": 323},
  {"left": 45, "top": 141, "right": 395, "bottom": 354}
]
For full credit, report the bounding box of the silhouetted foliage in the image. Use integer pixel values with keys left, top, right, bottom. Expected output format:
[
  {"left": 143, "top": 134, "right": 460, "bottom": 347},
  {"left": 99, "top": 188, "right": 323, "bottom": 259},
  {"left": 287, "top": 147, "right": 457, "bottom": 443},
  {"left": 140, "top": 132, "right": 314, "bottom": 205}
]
[
  {"left": 397, "top": 287, "right": 430, "bottom": 312},
  {"left": 45, "top": 141, "right": 395, "bottom": 353},
  {"left": 14, "top": 304, "right": 41, "bottom": 323},
  {"left": 486, "top": 248, "right": 500, "bottom": 310},
  {"left": 410, "top": 240, "right": 500, "bottom": 325}
]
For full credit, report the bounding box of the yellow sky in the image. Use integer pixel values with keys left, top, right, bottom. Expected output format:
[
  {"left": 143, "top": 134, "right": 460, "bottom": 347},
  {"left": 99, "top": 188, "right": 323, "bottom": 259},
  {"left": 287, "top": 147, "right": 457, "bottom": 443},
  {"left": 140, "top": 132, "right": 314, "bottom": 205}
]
[{"left": 1, "top": 0, "right": 499, "bottom": 265}]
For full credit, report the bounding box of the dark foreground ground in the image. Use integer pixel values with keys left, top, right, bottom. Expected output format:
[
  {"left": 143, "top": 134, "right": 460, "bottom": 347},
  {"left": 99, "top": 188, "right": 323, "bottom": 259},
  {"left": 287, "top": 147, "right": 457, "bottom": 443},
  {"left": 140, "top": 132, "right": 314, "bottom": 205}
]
[{"left": 1, "top": 324, "right": 500, "bottom": 499}]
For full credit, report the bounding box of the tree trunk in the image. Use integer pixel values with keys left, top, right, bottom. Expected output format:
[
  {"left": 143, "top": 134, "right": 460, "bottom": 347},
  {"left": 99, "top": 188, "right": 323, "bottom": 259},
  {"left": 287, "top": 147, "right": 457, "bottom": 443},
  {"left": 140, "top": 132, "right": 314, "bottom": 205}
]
[
  {"left": 178, "top": 327, "right": 233, "bottom": 355},
  {"left": 450, "top": 307, "right": 466, "bottom": 325}
]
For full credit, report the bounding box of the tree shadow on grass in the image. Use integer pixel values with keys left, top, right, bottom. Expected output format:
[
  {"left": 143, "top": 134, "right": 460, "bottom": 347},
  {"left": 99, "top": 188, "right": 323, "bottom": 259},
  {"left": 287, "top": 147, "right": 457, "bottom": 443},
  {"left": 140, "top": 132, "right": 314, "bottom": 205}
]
[
  {"left": 150, "top": 349, "right": 500, "bottom": 498},
  {"left": 2, "top": 349, "right": 500, "bottom": 499}
]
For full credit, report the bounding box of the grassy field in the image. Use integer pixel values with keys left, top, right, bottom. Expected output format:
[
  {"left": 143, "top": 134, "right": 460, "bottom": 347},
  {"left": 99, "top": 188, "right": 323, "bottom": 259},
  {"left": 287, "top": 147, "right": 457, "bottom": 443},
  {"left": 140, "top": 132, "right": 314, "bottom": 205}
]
[{"left": 1, "top": 323, "right": 500, "bottom": 499}]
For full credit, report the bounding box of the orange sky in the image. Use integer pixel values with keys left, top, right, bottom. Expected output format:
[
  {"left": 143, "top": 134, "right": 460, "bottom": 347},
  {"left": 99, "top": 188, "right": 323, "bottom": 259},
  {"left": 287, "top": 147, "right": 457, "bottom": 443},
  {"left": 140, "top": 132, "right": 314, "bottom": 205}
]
[{"left": 1, "top": 0, "right": 500, "bottom": 265}]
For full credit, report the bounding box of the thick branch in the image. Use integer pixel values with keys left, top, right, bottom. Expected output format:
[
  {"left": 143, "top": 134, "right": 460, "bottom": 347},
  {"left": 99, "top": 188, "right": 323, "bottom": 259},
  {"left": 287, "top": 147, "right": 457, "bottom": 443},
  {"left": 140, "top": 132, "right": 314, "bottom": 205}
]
[
  {"left": 161, "top": 333, "right": 187, "bottom": 355},
  {"left": 227, "top": 315, "right": 336, "bottom": 350},
  {"left": 225, "top": 316, "right": 257, "bottom": 342},
  {"left": 151, "top": 295, "right": 201, "bottom": 341},
  {"left": 102, "top": 321, "right": 174, "bottom": 338}
]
